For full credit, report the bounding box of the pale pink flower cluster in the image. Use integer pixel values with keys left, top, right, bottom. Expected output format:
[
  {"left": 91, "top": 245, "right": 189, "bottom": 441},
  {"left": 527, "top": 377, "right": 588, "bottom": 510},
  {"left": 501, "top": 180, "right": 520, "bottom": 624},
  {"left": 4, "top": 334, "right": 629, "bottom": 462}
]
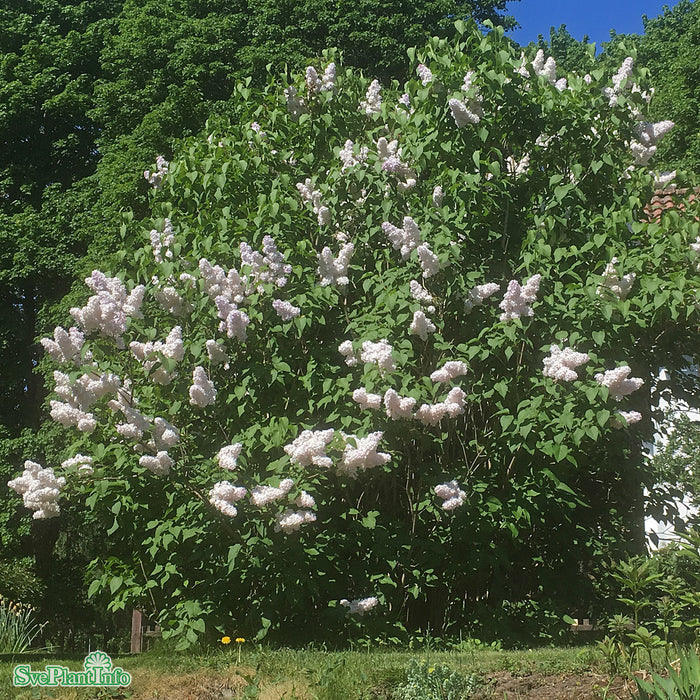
[
  {"left": 144, "top": 156, "right": 168, "bottom": 188},
  {"left": 50, "top": 370, "right": 121, "bottom": 433},
  {"left": 432, "top": 185, "right": 444, "bottom": 208},
  {"left": 338, "top": 432, "right": 391, "bottom": 476},
  {"left": 318, "top": 242, "right": 354, "bottom": 286},
  {"left": 250, "top": 478, "right": 294, "bottom": 507},
  {"left": 499, "top": 274, "right": 541, "bottom": 321},
  {"left": 410, "top": 280, "right": 434, "bottom": 306},
  {"left": 215, "top": 297, "right": 250, "bottom": 341},
  {"left": 284, "top": 86, "right": 307, "bottom": 121},
  {"left": 41, "top": 326, "right": 87, "bottom": 364},
  {"left": 150, "top": 218, "right": 175, "bottom": 263},
  {"left": 430, "top": 361, "right": 468, "bottom": 383},
  {"left": 597, "top": 257, "right": 635, "bottom": 300},
  {"left": 595, "top": 366, "right": 644, "bottom": 401},
  {"left": 409, "top": 310, "right": 436, "bottom": 341},
  {"left": 360, "top": 340, "right": 396, "bottom": 373},
  {"left": 272, "top": 299, "right": 301, "bottom": 321},
  {"left": 240, "top": 236, "right": 292, "bottom": 291},
  {"left": 189, "top": 366, "right": 216, "bottom": 407},
  {"left": 297, "top": 178, "right": 331, "bottom": 226},
  {"left": 284, "top": 429, "right": 335, "bottom": 468},
  {"left": 464, "top": 283, "right": 500, "bottom": 312},
  {"left": 449, "top": 84, "right": 483, "bottom": 128},
  {"left": 130, "top": 326, "right": 184, "bottom": 384},
  {"left": 542, "top": 345, "right": 590, "bottom": 382},
  {"left": 417, "top": 63, "right": 433, "bottom": 86},
  {"left": 50, "top": 400, "right": 97, "bottom": 433},
  {"left": 108, "top": 386, "right": 152, "bottom": 441},
  {"left": 339, "top": 140, "right": 368, "bottom": 171},
  {"left": 209, "top": 481, "right": 247, "bottom": 517},
  {"left": 383, "top": 389, "right": 417, "bottom": 420},
  {"left": 414, "top": 387, "right": 466, "bottom": 426},
  {"left": 206, "top": 339, "right": 229, "bottom": 368},
  {"left": 217, "top": 444, "right": 243, "bottom": 471},
  {"left": 375, "top": 136, "right": 416, "bottom": 189},
  {"left": 434, "top": 480, "right": 467, "bottom": 511},
  {"left": 61, "top": 454, "right": 94, "bottom": 476},
  {"left": 398, "top": 93, "right": 412, "bottom": 112},
  {"left": 611, "top": 410, "right": 643, "bottom": 428},
  {"left": 631, "top": 120, "right": 674, "bottom": 166},
  {"left": 417, "top": 244, "right": 440, "bottom": 279},
  {"left": 8, "top": 461, "right": 66, "bottom": 519},
  {"left": 352, "top": 388, "right": 382, "bottom": 410},
  {"left": 338, "top": 340, "right": 358, "bottom": 366},
  {"left": 360, "top": 79, "right": 382, "bottom": 114},
  {"left": 382, "top": 217, "right": 422, "bottom": 259},
  {"left": 70, "top": 271, "right": 145, "bottom": 344},
  {"left": 139, "top": 451, "right": 173, "bottom": 476},
  {"left": 199, "top": 258, "right": 247, "bottom": 304},
  {"left": 154, "top": 286, "right": 187, "bottom": 316},
  {"left": 152, "top": 417, "right": 179, "bottom": 451},
  {"left": 305, "top": 63, "right": 335, "bottom": 93},
  {"left": 274, "top": 508, "right": 317, "bottom": 533},
  {"left": 340, "top": 597, "right": 379, "bottom": 614}
]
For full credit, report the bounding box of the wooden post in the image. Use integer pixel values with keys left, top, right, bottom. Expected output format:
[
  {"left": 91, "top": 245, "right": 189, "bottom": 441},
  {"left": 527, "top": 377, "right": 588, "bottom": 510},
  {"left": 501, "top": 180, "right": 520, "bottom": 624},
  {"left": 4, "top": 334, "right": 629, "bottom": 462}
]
[{"left": 130, "top": 609, "right": 143, "bottom": 653}]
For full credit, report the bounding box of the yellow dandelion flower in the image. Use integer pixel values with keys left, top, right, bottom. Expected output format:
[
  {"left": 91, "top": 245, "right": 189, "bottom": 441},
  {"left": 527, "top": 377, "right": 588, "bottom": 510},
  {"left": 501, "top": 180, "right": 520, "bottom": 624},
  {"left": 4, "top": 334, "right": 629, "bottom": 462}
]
[
  {"left": 235, "top": 637, "right": 245, "bottom": 643},
  {"left": 221, "top": 636, "right": 231, "bottom": 644}
]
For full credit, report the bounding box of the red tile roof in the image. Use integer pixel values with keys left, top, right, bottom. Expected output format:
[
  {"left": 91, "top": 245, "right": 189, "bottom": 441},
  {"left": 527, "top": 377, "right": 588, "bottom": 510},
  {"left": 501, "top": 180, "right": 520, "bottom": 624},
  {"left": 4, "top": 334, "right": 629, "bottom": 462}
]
[{"left": 644, "top": 187, "right": 700, "bottom": 222}]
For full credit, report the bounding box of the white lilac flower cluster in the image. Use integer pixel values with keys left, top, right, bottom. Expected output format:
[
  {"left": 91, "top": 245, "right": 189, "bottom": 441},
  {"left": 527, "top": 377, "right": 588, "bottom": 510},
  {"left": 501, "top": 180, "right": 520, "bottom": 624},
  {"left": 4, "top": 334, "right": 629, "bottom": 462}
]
[
  {"left": 154, "top": 284, "right": 187, "bottom": 316},
  {"left": 603, "top": 57, "right": 634, "bottom": 106},
  {"left": 272, "top": 299, "right": 301, "bottom": 321},
  {"left": 597, "top": 257, "right": 635, "bottom": 300},
  {"left": 284, "top": 86, "right": 307, "bottom": 121},
  {"left": 417, "top": 63, "right": 433, "bottom": 86},
  {"left": 41, "top": 326, "right": 88, "bottom": 365},
  {"left": 340, "top": 597, "right": 379, "bottom": 614},
  {"left": 250, "top": 478, "right": 294, "bottom": 507},
  {"left": 410, "top": 280, "right": 435, "bottom": 308},
  {"left": 352, "top": 388, "right": 382, "bottom": 410},
  {"left": 130, "top": 326, "right": 185, "bottom": 385},
  {"left": 611, "top": 410, "right": 643, "bottom": 428},
  {"left": 144, "top": 156, "right": 168, "bottom": 189},
  {"left": 631, "top": 119, "right": 675, "bottom": 166},
  {"left": 305, "top": 63, "right": 336, "bottom": 94},
  {"left": 209, "top": 481, "right": 247, "bottom": 517},
  {"left": 274, "top": 508, "right": 317, "bottom": 533},
  {"left": 449, "top": 71, "right": 484, "bottom": 127},
  {"left": 8, "top": 461, "right": 66, "bottom": 519},
  {"left": 138, "top": 451, "right": 173, "bottom": 476},
  {"left": 542, "top": 345, "right": 590, "bottom": 382},
  {"left": 240, "top": 236, "right": 292, "bottom": 291},
  {"left": 464, "top": 283, "right": 500, "bottom": 312},
  {"left": 318, "top": 242, "right": 354, "bottom": 287},
  {"left": 189, "top": 366, "right": 216, "bottom": 407},
  {"left": 360, "top": 79, "right": 382, "bottom": 114},
  {"left": 430, "top": 361, "right": 468, "bottom": 383},
  {"left": 217, "top": 443, "right": 243, "bottom": 471},
  {"left": 383, "top": 389, "right": 417, "bottom": 419},
  {"left": 284, "top": 429, "right": 335, "bottom": 468},
  {"left": 432, "top": 185, "right": 444, "bottom": 208},
  {"left": 296, "top": 178, "right": 331, "bottom": 226},
  {"left": 70, "top": 271, "right": 145, "bottom": 345},
  {"left": 595, "top": 366, "right": 644, "bottom": 401},
  {"left": 338, "top": 432, "right": 391, "bottom": 476},
  {"left": 499, "top": 274, "right": 541, "bottom": 321},
  {"left": 397, "top": 93, "right": 413, "bottom": 113},
  {"left": 417, "top": 245, "right": 440, "bottom": 279},
  {"left": 409, "top": 310, "right": 436, "bottom": 341},
  {"left": 382, "top": 217, "right": 422, "bottom": 259},
  {"left": 206, "top": 339, "right": 229, "bottom": 368},
  {"left": 376, "top": 137, "right": 416, "bottom": 191},
  {"left": 150, "top": 218, "right": 175, "bottom": 263},
  {"left": 529, "top": 50, "right": 558, "bottom": 86},
  {"left": 414, "top": 387, "right": 466, "bottom": 426},
  {"left": 359, "top": 340, "right": 396, "bottom": 373},
  {"left": 61, "top": 454, "right": 94, "bottom": 476},
  {"left": 506, "top": 154, "right": 531, "bottom": 176},
  {"left": 50, "top": 370, "right": 121, "bottom": 434},
  {"left": 339, "top": 140, "right": 368, "bottom": 171},
  {"left": 338, "top": 340, "right": 358, "bottom": 366},
  {"left": 434, "top": 480, "right": 467, "bottom": 511}
]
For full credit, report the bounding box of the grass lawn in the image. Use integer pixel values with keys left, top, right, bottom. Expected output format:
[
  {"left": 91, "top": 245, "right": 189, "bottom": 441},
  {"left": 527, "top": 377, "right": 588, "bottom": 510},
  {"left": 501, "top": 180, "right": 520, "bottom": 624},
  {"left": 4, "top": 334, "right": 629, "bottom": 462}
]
[{"left": 0, "top": 643, "right": 651, "bottom": 699}]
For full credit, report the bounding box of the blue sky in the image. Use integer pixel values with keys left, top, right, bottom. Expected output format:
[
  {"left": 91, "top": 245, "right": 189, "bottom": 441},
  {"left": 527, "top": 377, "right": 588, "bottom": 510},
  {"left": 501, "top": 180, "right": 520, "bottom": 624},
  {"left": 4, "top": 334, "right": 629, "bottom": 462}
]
[{"left": 506, "top": 0, "right": 681, "bottom": 48}]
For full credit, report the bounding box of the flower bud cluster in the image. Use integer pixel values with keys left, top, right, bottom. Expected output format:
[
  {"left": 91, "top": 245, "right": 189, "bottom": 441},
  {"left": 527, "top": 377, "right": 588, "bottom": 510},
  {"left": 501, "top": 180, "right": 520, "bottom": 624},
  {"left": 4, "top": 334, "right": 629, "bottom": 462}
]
[
  {"left": 542, "top": 345, "right": 590, "bottom": 382},
  {"left": 318, "top": 242, "right": 354, "bottom": 287},
  {"left": 217, "top": 444, "right": 243, "bottom": 471},
  {"left": 209, "top": 481, "right": 247, "bottom": 517},
  {"left": 297, "top": 179, "right": 331, "bottom": 226},
  {"left": 150, "top": 218, "right": 175, "bottom": 263},
  {"left": 360, "top": 79, "right": 382, "bottom": 114},
  {"left": 499, "top": 274, "right": 541, "bottom": 321},
  {"left": 414, "top": 387, "right": 466, "bottom": 426},
  {"left": 340, "top": 597, "right": 379, "bottom": 614},
  {"left": 8, "top": 461, "right": 66, "bottom": 519},
  {"left": 189, "top": 366, "right": 216, "bottom": 407},
  {"left": 41, "top": 326, "right": 87, "bottom": 364},
  {"left": 595, "top": 366, "right": 644, "bottom": 401},
  {"left": 464, "top": 283, "right": 500, "bottom": 312},
  {"left": 597, "top": 257, "right": 635, "bottom": 300},
  {"left": 70, "top": 271, "right": 145, "bottom": 344},
  {"left": 434, "top": 480, "right": 467, "bottom": 510},
  {"left": 144, "top": 156, "right": 168, "bottom": 188}
]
